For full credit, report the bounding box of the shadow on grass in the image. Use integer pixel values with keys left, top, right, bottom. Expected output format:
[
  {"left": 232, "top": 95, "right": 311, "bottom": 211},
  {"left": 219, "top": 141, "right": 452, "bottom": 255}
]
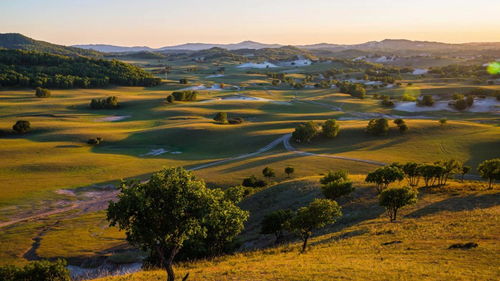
[{"left": 407, "top": 192, "right": 500, "bottom": 218}]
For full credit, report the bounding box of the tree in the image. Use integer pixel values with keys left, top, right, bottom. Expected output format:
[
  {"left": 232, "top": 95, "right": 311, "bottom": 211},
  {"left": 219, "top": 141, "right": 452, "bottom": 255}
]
[
  {"left": 401, "top": 162, "right": 422, "bottom": 187},
  {"left": 35, "top": 87, "right": 51, "bottom": 98},
  {"left": 260, "top": 209, "right": 293, "bottom": 244},
  {"left": 0, "top": 259, "right": 70, "bottom": 281},
  {"left": 320, "top": 170, "right": 349, "bottom": 185},
  {"left": 393, "top": 118, "right": 405, "bottom": 126},
  {"left": 262, "top": 167, "right": 276, "bottom": 179},
  {"left": 321, "top": 180, "right": 354, "bottom": 200},
  {"left": 290, "top": 199, "right": 342, "bottom": 252},
  {"left": 460, "top": 165, "right": 471, "bottom": 182},
  {"left": 223, "top": 185, "right": 250, "bottom": 203},
  {"left": 419, "top": 95, "right": 435, "bottom": 106},
  {"left": 418, "top": 164, "right": 444, "bottom": 187},
  {"left": 213, "top": 112, "right": 228, "bottom": 124},
  {"left": 477, "top": 158, "right": 500, "bottom": 188},
  {"left": 322, "top": 119, "right": 340, "bottom": 138},
  {"left": 107, "top": 167, "right": 248, "bottom": 281},
  {"left": 166, "top": 95, "right": 175, "bottom": 103},
  {"left": 284, "top": 167, "right": 295, "bottom": 177},
  {"left": 292, "top": 121, "right": 319, "bottom": 143},
  {"left": 365, "top": 166, "right": 404, "bottom": 193},
  {"left": 366, "top": 118, "right": 389, "bottom": 136},
  {"left": 434, "top": 159, "right": 461, "bottom": 186},
  {"left": 439, "top": 118, "right": 447, "bottom": 126},
  {"left": 12, "top": 120, "right": 31, "bottom": 133},
  {"left": 379, "top": 186, "right": 418, "bottom": 222}
]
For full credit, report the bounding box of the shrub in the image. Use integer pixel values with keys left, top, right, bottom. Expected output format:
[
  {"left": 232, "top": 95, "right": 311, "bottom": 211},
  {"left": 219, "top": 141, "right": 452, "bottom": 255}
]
[
  {"left": 242, "top": 175, "right": 266, "bottom": 188},
  {"left": 262, "top": 167, "right": 276, "bottom": 179},
  {"left": 320, "top": 170, "right": 349, "bottom": 185},
  {"left": 366, "top": 118, "right": 389, "bottom": 136},
  {"left": 418, "top": 95, "right": 435, "bottom": 106},
  {"left": 13, "top": 120, "right": 31, "bottom": 133},
  {"left": 213, "top": 112, "right": 228, "bottom": 124},
  {"left": 0, "top": 259, "right": 70, "bottom": 281},
  {"left": 260, "top": 209, "right": 293, "bottom": 244},
  {"left": 90, "top": 96, "right": 119, "bottom": 109},
  {"left": 35, "top": 87, "right": 51, "bottom": 98},
  {"left": 322, "top": 119, "right": 340, "bottom": 138},
  {"left": 321, "top": 180, "right": 354, "bottom": 200},
  {"left": 292, "top": 121, "right": 320, "bottom": 143},
  {"left": 379, "top": 186, "right": 418, "bottom": 222},
  {"left": 477, "top": 158, "right": 500, "bottom": 189}
]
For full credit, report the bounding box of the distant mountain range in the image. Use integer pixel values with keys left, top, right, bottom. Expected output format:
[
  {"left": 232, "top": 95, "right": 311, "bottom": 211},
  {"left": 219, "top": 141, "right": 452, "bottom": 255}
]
[{"left": 74, "top": 39, "right": 500, "bottom": 53}]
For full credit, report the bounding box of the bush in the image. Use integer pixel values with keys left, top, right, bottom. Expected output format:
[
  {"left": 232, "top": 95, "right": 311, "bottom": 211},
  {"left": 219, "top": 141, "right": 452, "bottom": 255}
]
[
  {"left": 213, "top": 112, "right": 228, "bottom": 124},
  {"left": 292, "top": 121, "right": 319, "bottom": 143},
  {"left": 366, "top": 118, "right": 389, "bottom": 136},
  {"left": 242, "top": 175, "right": 266, "bottom": 188},
  {"left": 35, "top": 87, "right": 51, "bottom": 98},
  {"left": 0, "top": 259, "right": 70, "bottom": 281},
  {"left": 379, "top": 186, "right": 418, "bottom": 222},
  {"left": 321, "top": 180, "right": 354, "bottom": 200},
  {"left": 418, "top": 95, "right": 435, "bottom": 106},
  {"left": 322, "top": 119, "right": 340, "bottom": 138},
  {"left": 320, "top": 170, "right": 349, "bottom": 185},
  {"left": 13, "top": 120, "right": 31, "bottom": 133},
  {"left": 90, "top": 96, "right": 119, "bottom": 109}
]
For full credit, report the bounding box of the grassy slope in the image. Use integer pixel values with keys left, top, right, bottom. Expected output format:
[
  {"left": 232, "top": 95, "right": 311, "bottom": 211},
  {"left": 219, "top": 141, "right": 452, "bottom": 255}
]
[{"left": 94, "top": 180, "right": 500, "bottom": 281}]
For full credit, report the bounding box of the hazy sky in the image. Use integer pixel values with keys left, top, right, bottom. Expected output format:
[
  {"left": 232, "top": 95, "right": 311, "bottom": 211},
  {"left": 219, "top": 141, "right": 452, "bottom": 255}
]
[{"left": 1, "top": 0, "right": 499, "bottom": 47}]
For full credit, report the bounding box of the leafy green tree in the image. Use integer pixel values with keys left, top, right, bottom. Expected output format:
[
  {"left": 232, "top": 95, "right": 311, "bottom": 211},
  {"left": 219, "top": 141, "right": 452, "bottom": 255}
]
[
  {"left": 290, "top": 199, "right": 342, "bottom": 252},
  {"left": 322, "top": 119, "right": 340, "bottom": 138},
  {"left": 320, "top": 170, "right": 349, "bottom": 185},
  {"left": 107, "top": 167, "right": 248, "bottom": 281},
  {"left": 321, "top": 180, "right": 354, "bottom": 200},
  {"left": 285, "top": 167, "right": 295, "bottom": 177},
  {"left": 260, "top": 209, "right": 293, "bottom": 244},
  {"left": 35, "top": 87, "right": 51, "bottom": 98},
  {"left": 366, "top": 118, "right": 389, "bottom": 136},
  {"left": 434, "top": 159, "right": 461, "bottom": 186},
  {"left": 213, "top": 112, "right": 228, "bottom": 124},
  {"left": 262, "top": 167, "right": 276, "bottom": 179},
  {"left": 292, "top": 121, "right": 319, "bottom": 143},
  {"left": 460, "top": 165, "right": 471, "bottom": 182},
  {"left": 223, "top": 186, "right": 250, "bottom": 203},
  {"left": 365, "top": 166, "right": 404, "bottom": 193},
  {"left": 418, "top": 164, "right": 444, "bottom": 187},
  {"left": 419, "top": 95, "right": 435, "bottom": 106},
  {"left": 379, "top": 186, "right": 418, "bottom": 222},
  {"left": 439, "top": 118, "right": 447, "bottom": 126},
  {"left": 0, "top": 259, "right": 70, "bottom": 281},
  {"left": 12, "top": 120, "right": 31, "bottom": 133},
  {"left": 477, "top": 158, "right": 500, "bottom": 188}
]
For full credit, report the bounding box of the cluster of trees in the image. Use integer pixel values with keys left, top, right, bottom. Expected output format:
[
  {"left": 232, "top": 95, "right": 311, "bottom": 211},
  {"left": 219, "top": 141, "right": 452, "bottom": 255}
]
[
  {"left": 166, "top": 91, "right": 197, "bottom": 103},
  {"left": 0, "top": 49, "right": 161, "bottom": 89},
  {"left": 292, "top": 119, "right": 340, "bottom": 143},
  {"left": 35, "top": 87, "right": 50, "bottom": 98},
  {"left": 366, "top": 118, "right": 409, "bottom": 136},
  {"left": 242, "top": 166, "right": 295, "bottom": 188},
  {"left": 90, "top": 96, "right": 119, "bottom": 109},
  {"left": 336, "top": 81, "right": 366, "bottom": 99},
  {"left": 213, "top": 112, "right": 244, "bottom": 125},
  {"left": 107, "top": 167, "right": 249, "bottom": 281},
  {"left": 0, "top": 259, "right": 70, "bottom": 281},
  {"left": 428, "top": 64, "right": 491, "bottom": 79}
]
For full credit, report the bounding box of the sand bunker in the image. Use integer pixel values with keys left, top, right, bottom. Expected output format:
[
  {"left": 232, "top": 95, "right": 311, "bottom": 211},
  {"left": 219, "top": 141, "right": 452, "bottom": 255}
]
[
  {"left": 394, "top": 97, "right": 499, "bottom": 113},
  {"left": 95, "top": 115, "right": 131, "bottom": 122},
  {"left": 237, "top": 62, "right": 278, "bottom": 69},
  {"left": 141, "top": 148, "right": 169, "bottom": 157},
  {"left": 412, "top": 69, "right": 428, "bottom": 75}
]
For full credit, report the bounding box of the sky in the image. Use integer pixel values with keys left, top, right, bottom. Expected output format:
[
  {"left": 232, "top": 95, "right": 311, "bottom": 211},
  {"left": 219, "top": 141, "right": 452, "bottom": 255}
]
[{"left": 1, "top": 0, "right": 500, "bottom": 47}]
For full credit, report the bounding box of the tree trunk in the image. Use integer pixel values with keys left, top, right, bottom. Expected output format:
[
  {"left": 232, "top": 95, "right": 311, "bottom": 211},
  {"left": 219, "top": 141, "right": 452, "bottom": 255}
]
[
  {"left": 489, "top": 178, "right": 492, "bottom": 189},
  {"left": 301, "top": 235, "right": 309, "bottom": 253},
  {"left": 159, "top": 246, "right": 179, "bottom": 281}
]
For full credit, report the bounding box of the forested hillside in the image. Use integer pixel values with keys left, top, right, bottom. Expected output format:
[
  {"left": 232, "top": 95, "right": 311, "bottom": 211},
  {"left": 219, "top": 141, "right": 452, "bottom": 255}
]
[{"left": 0, "top": 49, "right": 161, "bottom": 88}]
